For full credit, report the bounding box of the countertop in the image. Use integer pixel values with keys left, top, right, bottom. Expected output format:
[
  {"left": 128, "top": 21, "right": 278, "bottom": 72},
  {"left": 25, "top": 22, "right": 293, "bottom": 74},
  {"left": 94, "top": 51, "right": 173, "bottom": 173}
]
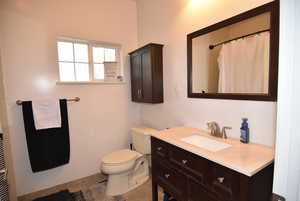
[{"left": 151, "top": 126, "right": 275, "bottom": 177}]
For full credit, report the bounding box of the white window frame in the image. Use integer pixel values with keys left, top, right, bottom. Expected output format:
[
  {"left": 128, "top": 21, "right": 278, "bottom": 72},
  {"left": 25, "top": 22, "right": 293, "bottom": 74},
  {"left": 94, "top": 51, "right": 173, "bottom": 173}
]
[
  {"left": 56, "top": 37, "right": 124, "bottom": 84},
  {"left": 91, "top": 42, "right": 122, "bottom": 81}
]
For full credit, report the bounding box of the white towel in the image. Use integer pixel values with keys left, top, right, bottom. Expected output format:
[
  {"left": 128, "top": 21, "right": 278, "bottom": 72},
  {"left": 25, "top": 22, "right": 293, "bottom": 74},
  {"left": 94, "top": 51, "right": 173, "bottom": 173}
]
[{"left": 32, "top": 99, "right": 62, "bottom": 130}]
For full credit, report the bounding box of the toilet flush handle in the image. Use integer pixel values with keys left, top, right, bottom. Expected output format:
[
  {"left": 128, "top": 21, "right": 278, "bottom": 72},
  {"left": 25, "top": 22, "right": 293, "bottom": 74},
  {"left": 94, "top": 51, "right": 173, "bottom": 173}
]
[{"left": 133, "top": 156, "right": 145, "bottom": 172}]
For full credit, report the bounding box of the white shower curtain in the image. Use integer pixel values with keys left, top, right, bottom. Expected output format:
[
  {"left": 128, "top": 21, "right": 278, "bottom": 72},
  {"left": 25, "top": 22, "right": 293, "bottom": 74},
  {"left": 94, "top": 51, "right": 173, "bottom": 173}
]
[{"left": 217, "top": 32, "right": 270, "bottom": 93}]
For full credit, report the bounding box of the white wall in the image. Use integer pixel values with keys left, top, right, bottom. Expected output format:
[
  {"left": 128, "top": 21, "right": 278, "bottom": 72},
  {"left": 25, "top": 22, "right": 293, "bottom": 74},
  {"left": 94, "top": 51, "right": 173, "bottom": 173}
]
[
  {"left": 0, "top": 0, "right": 140, "bottom": 196},
  {"left": 136, "top": 0, "right": 276, "bottom": 147},
  {"left": 273, "top": 0, "right": 300, "bottom": 200},
  {"left": 192, "top": 28, "right": 228, "bottom": 93}
]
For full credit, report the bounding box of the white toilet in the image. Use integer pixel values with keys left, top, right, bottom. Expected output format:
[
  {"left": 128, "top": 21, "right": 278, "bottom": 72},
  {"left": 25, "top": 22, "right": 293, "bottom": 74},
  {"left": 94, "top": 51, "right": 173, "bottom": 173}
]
[{"left": 101, "top": 127, "right": 157, "bottom": 197}]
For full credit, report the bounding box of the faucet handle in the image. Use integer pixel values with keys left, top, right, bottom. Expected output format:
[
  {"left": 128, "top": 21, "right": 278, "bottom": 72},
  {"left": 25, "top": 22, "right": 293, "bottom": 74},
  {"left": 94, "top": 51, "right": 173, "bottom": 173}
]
[
  {"left": 223, "top": 126, "right": 232, "bottom": 129},
  {"left": 222, "top": 126, "right": 232, "bottom": 139},
  {"left": 207, "top": 122, "right": 214, "bottom": 128},
  {"left": 207, "top": 122, "right": 222, "bottom": 137},
  {"left": 207, "top": 122, "right": 216, "bottom": 136}
]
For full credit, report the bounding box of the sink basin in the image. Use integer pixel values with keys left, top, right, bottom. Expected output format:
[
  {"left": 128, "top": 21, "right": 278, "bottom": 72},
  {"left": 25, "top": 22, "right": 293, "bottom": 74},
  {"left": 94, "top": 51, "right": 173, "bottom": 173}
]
[{"left": 180, "top": 135, "right": 232, "bottom": 152}]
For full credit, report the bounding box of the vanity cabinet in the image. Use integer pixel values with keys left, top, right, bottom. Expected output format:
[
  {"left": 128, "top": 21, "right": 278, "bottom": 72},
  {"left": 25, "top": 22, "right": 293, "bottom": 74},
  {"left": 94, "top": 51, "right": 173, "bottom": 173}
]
[
  {"left": 129, "top": 43, "right": 164, "bottom": 103},
  {"left": 151, "top": 137, "right": 274, "bottom": 201}
]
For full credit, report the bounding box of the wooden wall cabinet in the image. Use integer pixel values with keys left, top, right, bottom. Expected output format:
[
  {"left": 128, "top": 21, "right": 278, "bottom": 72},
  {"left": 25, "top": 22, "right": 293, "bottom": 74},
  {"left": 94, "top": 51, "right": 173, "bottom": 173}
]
[
  {"left": 129, "top": 43, "right": 164, "bottom": 103},
  {"left": 151, "top": 137, "right": 274, "bottom": 201}
]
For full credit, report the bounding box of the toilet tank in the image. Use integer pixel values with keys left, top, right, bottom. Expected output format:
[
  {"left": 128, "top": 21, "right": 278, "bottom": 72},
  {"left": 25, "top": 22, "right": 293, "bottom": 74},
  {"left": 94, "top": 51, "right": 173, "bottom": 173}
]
[{"left": 131, "top": 127, "right": 157, "bottom": 154}]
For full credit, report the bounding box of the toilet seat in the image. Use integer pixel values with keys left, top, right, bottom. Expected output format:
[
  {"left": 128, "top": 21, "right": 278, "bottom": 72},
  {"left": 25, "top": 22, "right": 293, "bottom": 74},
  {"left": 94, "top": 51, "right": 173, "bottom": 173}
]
[
  {"left": 102, "top": 149, "right": 141, "bottom": 165},
  {"left": 101, "top": 149, "right": 142, "bottom": 174}
]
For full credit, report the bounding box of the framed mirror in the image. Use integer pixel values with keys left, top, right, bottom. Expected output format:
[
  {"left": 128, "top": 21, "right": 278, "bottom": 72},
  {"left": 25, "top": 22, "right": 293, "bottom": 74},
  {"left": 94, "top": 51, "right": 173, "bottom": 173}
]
[{"left": 187, "top": 1, "right": 279, "bottom": 101}]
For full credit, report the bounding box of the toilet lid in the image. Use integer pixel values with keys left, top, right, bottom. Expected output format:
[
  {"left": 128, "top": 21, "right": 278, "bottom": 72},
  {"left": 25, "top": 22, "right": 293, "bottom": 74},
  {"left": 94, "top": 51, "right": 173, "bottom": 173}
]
[{"left": 102, "top": 149, "right": 140, "bottom": 165}]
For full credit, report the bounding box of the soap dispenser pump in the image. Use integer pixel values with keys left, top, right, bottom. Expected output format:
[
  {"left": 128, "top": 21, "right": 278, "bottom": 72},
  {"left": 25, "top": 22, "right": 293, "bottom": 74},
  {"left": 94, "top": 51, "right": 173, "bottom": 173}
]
[{"left": 240, "top": 118, "right": 249, "bottom": 143}]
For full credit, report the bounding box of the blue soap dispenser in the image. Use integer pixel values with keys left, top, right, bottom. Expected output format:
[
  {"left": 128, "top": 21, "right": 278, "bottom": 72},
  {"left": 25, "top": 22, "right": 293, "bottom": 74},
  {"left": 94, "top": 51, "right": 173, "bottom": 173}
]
[{"left": 240, "top": 118, "right": 249, "bottom": 143}]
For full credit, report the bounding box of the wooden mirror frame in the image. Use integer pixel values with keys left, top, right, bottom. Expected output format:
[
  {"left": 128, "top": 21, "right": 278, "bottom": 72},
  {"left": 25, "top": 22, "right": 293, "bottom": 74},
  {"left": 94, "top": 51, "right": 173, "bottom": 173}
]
[{"left": 187, "top": 1, "right": 279, "bottom": 101}]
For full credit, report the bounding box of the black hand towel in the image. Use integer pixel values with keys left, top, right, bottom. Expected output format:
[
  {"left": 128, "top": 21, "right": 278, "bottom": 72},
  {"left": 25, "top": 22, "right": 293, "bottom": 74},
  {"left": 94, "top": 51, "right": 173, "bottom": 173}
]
[{"left": 22, "top": 99, "right": 70, "bottom": 172}]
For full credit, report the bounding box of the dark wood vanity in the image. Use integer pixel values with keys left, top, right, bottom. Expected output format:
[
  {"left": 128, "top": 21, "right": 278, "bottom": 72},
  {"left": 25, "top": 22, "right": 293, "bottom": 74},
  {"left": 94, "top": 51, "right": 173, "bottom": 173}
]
[
  {"left": 129, "top": 43, "right": 164, "bottom": 103},
  {"left": 151, "top": 137, "right": 274, "bottom": 201}
]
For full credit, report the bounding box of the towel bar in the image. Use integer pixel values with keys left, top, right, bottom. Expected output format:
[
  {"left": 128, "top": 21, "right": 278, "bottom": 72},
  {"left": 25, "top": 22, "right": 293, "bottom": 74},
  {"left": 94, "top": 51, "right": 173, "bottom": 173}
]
[{"left": 16, "top": 97, "right": 80, "bottom": 105}]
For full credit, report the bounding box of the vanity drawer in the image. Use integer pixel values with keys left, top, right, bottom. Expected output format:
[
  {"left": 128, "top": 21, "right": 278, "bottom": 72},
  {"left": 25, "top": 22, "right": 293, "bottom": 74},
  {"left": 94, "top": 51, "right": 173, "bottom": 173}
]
[
  {"left": 151, "top": 137, "right": 169, "bottom": 159},
  {"left": 153, "top": 161, "right": 187, "bottom": 201},
  {"left": 169, "top": 145, "right": 209, "bottom": 184},
  {"left": 188, "top": 177, "right": 217, "bottom": 201},
  {"left": 209, "top": 163, "right": 240, "bottom": 201}
]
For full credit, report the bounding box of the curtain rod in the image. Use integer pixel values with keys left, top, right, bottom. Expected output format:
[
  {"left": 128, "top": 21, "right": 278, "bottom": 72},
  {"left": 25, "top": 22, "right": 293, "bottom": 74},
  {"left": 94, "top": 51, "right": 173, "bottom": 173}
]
[
  {"left": 16, "top": 97, "right": 80, "bottom": 105},
  {"left": 209, "top": 29, "right": 270, "bottom": 50}
]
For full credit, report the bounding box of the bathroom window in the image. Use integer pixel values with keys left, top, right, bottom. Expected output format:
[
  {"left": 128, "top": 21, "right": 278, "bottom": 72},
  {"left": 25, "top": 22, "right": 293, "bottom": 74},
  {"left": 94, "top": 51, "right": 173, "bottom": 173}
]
[{"left": 57, "top": 38, "right": 122, "bottom": 83}]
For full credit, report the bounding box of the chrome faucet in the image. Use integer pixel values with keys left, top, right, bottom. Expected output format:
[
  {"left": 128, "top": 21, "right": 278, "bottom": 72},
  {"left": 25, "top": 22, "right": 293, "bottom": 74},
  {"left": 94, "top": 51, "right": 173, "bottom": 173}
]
[
  {"left": 207, "top": 122, "right": 232, "bottom": 139},
  {"left": 221, "top": 126, "right": 232, "bottom": 139},
  {"left": 207, "top": 122, "right": 221, "bottom": 137}
]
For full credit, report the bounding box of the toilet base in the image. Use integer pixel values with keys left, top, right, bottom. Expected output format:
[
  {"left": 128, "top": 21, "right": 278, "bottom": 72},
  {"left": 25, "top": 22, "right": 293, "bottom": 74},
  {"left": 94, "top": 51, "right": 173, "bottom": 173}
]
[
  {"left": 105, "top": 156, "right": 149, "bottom": 196},
  {"left": 113, "top": 195, "right": 126, "bottom": 201}
]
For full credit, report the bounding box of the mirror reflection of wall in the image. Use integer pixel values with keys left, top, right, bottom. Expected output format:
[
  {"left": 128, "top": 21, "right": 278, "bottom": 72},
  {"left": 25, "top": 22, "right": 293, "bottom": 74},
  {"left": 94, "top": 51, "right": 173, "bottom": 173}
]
[{"left": 192, "top": 12, "right": 270, "bottom": 94}]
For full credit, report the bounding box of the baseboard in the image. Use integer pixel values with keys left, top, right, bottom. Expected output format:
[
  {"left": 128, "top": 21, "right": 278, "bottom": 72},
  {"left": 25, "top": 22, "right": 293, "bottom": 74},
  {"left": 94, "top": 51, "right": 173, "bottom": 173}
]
[{"left": 18, "top": 173, "right": 107, "bottom": 201}]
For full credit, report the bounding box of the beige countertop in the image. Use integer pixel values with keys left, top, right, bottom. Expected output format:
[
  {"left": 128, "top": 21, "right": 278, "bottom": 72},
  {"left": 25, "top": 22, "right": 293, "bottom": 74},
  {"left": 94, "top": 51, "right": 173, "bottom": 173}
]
[{"left": 151, "top": 126, "right": 275, "bottom": 177}]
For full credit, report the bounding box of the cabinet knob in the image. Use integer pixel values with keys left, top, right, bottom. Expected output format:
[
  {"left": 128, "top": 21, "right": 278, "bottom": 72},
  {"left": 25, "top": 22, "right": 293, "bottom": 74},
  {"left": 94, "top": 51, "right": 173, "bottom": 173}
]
[
  {"left": 182, "top": 160, "right": 188, "bottom": 164},
  {"left": 157, "top": 147, "right": 162, "bottom": 151},
  {"left": 137, "top": 89, "right": 142, "bottom": 97},
  {"left": 217, "top": 177, "right": 225, "bottom": 183},
  {"left": 164, "top": 174, "right": 170, "bottom": 179}
]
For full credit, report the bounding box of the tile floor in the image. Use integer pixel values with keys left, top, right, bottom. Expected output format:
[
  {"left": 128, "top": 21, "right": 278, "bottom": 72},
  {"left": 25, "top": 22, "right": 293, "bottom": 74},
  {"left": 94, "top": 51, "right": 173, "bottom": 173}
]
[
  {"left": 82, "top": 179, "right": 164, "bottom": 201},
  {"left": 18, "top": 174, "right": 164, "bottom": 201}
]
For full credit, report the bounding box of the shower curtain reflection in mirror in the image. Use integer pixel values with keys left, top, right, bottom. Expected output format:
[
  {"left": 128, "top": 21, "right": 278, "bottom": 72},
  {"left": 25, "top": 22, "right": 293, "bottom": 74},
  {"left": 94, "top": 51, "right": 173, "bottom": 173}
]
[
  {"left": 190, "top": 10, "right": 275, "bottom": 97},
  {"left": 217, "top": 32, "right": 270, "bottom": 93}
]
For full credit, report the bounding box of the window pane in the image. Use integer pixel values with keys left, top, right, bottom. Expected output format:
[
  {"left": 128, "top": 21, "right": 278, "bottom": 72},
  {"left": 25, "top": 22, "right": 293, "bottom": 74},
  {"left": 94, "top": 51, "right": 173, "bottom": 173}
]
[
  {"left": 74, "top": 43, "right": 89, "bottom": 62},
  {"left": 75, "top": 63, "right": 89, "bottom": 81},
  {"left": 94, "top": 64, "right": 104, "bottom": 80},
  {"left": 104, "top": 48, "right": 116, "bottom": 62},
  {"left": 93, "top": 47, "right": 104, "bottom": 63},
  {"left": 59, "top": 62, "right": 75, "bottom": 81},
  {"left": 104, "top": 62, "right": 118, "bottom": 79},
  {"left": 57, "top": 42, "right": 74, "bottom": 62}
]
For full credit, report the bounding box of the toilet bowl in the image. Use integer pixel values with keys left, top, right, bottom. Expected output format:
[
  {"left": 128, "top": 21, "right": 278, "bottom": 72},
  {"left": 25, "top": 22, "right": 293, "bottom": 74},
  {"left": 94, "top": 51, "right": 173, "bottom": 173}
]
[
  {"left": 102, "top": 149, "right": 141, "bottom": 174},
  {"left": 101, "top": 127, "right": 157, "bottom": 196}
]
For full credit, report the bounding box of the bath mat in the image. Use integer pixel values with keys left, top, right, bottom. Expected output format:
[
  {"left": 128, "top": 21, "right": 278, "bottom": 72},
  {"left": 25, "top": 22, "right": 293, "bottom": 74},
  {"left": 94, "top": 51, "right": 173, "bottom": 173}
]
[
  {"left": 33, "top": 190, "right": 76, "bottom": 201},
  {"left": 33, "top": 180, "right": 163, "bottom": 201},
  {"left": 71, "top": 191, "right": 88, "bottom": 201}
]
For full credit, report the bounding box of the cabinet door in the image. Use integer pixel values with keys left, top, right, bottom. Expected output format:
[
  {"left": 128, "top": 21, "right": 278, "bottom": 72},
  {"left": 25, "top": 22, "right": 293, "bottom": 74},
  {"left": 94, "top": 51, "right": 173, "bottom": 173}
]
[
  {"left": 153, "top": 161, "right": 187, "bottom": 201},
  {"left": 130, "top": 53, "right": 142, "bottom": 101},
  {"left": 209, "top": 164, "right": 240, "bottom": 201},
  {"left": 189, "top": 178, "right": 217, "bottom": 201},
  {"left": 141, "top": 50, "right": 153, "bottom": 101}
]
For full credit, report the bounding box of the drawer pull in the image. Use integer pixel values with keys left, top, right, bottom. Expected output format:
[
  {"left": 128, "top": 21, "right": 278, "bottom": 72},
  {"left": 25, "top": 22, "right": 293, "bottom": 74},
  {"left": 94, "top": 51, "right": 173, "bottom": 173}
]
[
  {"left": 217, "top": 177, "right": 225, "bottom": 183},
  {"left": 164, "top": 174, "right": 170, "bottom": 179},
  {"left": 182, "top": 160, "right": 188, "bottom": 164},
  {"left": 157, "top": 147, "right": 162, "bottom": 151}
]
